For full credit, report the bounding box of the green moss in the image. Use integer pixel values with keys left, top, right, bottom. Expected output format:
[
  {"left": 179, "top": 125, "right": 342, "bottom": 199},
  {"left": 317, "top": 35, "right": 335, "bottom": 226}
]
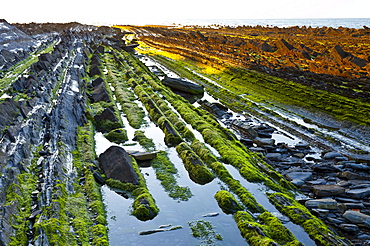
[
  {"left": 268, "top": 192, "right": 348, "bottom": 246},
  {"left": 188, "top": 220, "right": 223, "bottom": 245},
  {"left": 94, "top": 118, "right": 123, "bottom": 133},
  {"left": 151, "top": 151, "right": 193, "bottom": 201},
  {"left": 75, "top": 123, "right": 109, "bottom": 243},
  {"left": 6, "top": 172, "right": 37, "bottom": 246},
  {"left": 134, "top": 130, "right": 156, "bottom": 151},
  {"left": 190, "top": 139, "right": 218, "bottom": 165},
  {"left": 257, "top": 212, "right": 299, "bottom": 245},
  {"left": 106, "top": 178, "right": 138, "bottom": 192},
  {"left": 134, "top": 127, "right": 192, "bottom": 201},
  {"left": 103, "top": 51, "right": 147, "bottom": 129},
  {"left": 176, "top": 142, "right": 214, "bottom": 185},
  {"left": 132, "top": 192, "right": 159, "bottom": 221},
  {"left": 34, "top": 217, "right": 69, "bottom": 245},
  {"left": 104, "top": 128, "right": 128, "bottom": 143},
  {"left": 234, "top": 211, "right": 278, "bottom": 246},
  {"left": 89, "top": 224, "right": 109, "bottom": 246},
  {"left": 214, "top": 190, "right": 243, "bottom": 214}
]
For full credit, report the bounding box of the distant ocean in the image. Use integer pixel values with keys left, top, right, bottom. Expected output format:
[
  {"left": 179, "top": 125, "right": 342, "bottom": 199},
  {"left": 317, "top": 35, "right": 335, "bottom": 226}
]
[{"left": 126, "top": 18, "right": 370, "bottom": 29}]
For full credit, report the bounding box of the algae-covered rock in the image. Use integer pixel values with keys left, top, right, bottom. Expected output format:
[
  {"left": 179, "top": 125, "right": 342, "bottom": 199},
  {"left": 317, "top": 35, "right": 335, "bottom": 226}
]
[
  {"left": 176, "top": 142, "right": 214, "bottom": 185},
  {"left": 132, "top": 193, "right": 159, "bottom": 221},
  {"left": 214, "top": 190, "right": 243, "bottom": 214},
  {"left": 104, "top": 128, "right": 128, "bottom": 144}
]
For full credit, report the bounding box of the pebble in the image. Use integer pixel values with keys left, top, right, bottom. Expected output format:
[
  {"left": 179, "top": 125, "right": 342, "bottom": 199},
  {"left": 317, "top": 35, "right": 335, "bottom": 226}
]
[
  {"left": 202, "top": 212, "right": 219, "bottom": 217},
  {"left": 323, "top": 151, "right": 342, "bottom": 159},
  {"left": 339, "top": 224, "right": 359, "bottom": 233},
  {"left": 265, "top": 153, "right": 282, "bottom": 161},
  {"left": 343, "top": 211, "right": 370, "bottom": 226},
  {"left": 345, "top": 187, "right": 370, "bottom": 199},
  {"left": 305, "top": 198, "right": 338, "bottom": 210}
]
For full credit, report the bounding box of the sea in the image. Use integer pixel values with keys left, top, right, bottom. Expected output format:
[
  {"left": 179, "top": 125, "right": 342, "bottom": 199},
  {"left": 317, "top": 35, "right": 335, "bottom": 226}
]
[{"left": 123, "top": 18, "right": 370, "bottom": 29}]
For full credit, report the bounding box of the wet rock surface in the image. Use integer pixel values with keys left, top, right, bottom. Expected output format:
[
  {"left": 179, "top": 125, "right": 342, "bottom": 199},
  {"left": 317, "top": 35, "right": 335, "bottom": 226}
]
[
  {"left": 99, "top": 146, "right": 139, "bottom": 185},
  {"left": 162, "top": 76, "right": 204, "bottom": 95}
]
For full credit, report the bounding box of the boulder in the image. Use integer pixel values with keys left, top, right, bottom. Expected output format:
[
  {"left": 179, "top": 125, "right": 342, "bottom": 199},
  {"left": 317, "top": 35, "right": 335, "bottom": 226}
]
[
  {"left": 91, "top": 54, "right": 101, "bottom": 66},
  {"left": 295, "top": 142, "right": 310, "bottom": 149},
  {"left": 345, "top": 163, "right": 370, "bottom": 171},
  {"left": 231, "top": 120, "right": 258, "bottom": 139},
  {"left": 161, "top": 76, "right": 204, "bottom": 95},
  {"left": 285, "top": 171, "right": 313, "bottom": 182},
  {"left": 313, "top": 164, "right": 342, "bottom": 173},
  {"left": 99, "top": 146, "right": 139, "bottom": 185},
  {"left": 339, "top": 224, "right": 359, "bottom": 233},
  {"left": 199, "top": 100, "right": 229, "bottom": 118},
  {"left": 92, "top": 77, "right": 104, "bottom": 87},
  {"left": 39, "top": 53, "right": 53, "bottom": 63},
  {"left": 0, "top": 98, "right": 22, "bottom": 130}
]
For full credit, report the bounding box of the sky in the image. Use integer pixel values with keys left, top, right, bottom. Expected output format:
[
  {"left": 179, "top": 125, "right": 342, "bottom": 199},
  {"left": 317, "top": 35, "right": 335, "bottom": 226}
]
[{"left": 1, "top": 0, "right": 370, "bottom": 25}]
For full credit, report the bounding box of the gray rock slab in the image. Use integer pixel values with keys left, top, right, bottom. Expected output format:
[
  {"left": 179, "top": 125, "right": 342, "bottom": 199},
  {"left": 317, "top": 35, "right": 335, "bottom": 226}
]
[{"left": 305, "top": 198, "right": 338, "bottom": 210}]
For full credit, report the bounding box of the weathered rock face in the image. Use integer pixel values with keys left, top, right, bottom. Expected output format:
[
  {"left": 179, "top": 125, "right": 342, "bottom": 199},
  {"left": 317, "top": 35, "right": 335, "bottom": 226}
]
[
  {"left": 94, "top": 107, "right": 118, "bottom": 123},
  {"left": 91, "top": 82, "right": 111, "bottom": 102},
  {"left": 162, "top": 76, "right": 204, "bottom": 95},
  {"left": 99, "top": 146, "right": 139, "bottom": 185}
]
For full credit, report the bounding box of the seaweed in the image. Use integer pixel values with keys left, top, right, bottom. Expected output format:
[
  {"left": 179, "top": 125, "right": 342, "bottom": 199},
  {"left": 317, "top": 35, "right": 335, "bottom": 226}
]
[
  {"left": 176, "top": 142, "right": 215, "bottom": 185},
  {"left": 188, "top": 220, "right": 223, "bottom": 245},
  {"left": 214, "top": 190, "right": 243, "bottom": 214}
]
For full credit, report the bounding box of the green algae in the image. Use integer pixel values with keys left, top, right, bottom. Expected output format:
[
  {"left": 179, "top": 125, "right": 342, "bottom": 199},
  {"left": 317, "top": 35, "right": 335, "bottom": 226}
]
[
  {"left": 176, "top": 142, "right": 215, "bottom": 185},
  {"left": 134, "top": 130, "right": 156, "bottom": 151},
  {"left": 188, "top": 220, "right": 223, "bottom": 245},
  {"left": 268, "top": 192, "right": 348, "bottom": 246},
  {"left": 102, "top": 46, "right": 344, "bottom": 245},
  {"left": 102, "top": 50, "right": 146, "bottom": 129},
  {"left": 234, "top": 211, "right": 302, "bottom": 246},
  {"left": 104, "top": 128, "right": 128, "bottom": 144},
  {"left": 6, "top": 172, "right": 37, "bottom": 246},
  {"left": 149, "top": 52, "right": 370, "bottom": 126},
  {"left": 133, "top": 130, "right": 193, "bottom": 201},
  {"left": 214, "top": 190, "right": 243, "bottom": 214},
  {"left": 151, "top": 150, "right": 193, "bottom": 201},
  {"left": 190, "top": 139, "right": 218, "bottom": 165},
  {"left": 74, "top": 123, "right": 109, "bottom": 245}
]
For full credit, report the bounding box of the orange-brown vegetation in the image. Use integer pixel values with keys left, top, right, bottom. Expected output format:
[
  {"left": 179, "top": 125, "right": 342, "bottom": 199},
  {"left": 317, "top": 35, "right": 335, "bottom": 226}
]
[{"left": 131, "top": 25, "right": 370, "bottom": 102}]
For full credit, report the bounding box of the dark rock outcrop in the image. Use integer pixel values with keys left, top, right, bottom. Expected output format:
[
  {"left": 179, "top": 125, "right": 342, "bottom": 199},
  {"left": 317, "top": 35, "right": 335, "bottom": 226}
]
[
  {"left": 94, "top": 107, "right": 118, "bottom": 123},
  {"left": 162, "top": 76, "right": 204, "bottom": 95},
  {"left": 99, "top": 146, "right": 139, "bottom": 185},
  {"left": 91, "top": 82, "right": 111, "bottom": 102}
]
